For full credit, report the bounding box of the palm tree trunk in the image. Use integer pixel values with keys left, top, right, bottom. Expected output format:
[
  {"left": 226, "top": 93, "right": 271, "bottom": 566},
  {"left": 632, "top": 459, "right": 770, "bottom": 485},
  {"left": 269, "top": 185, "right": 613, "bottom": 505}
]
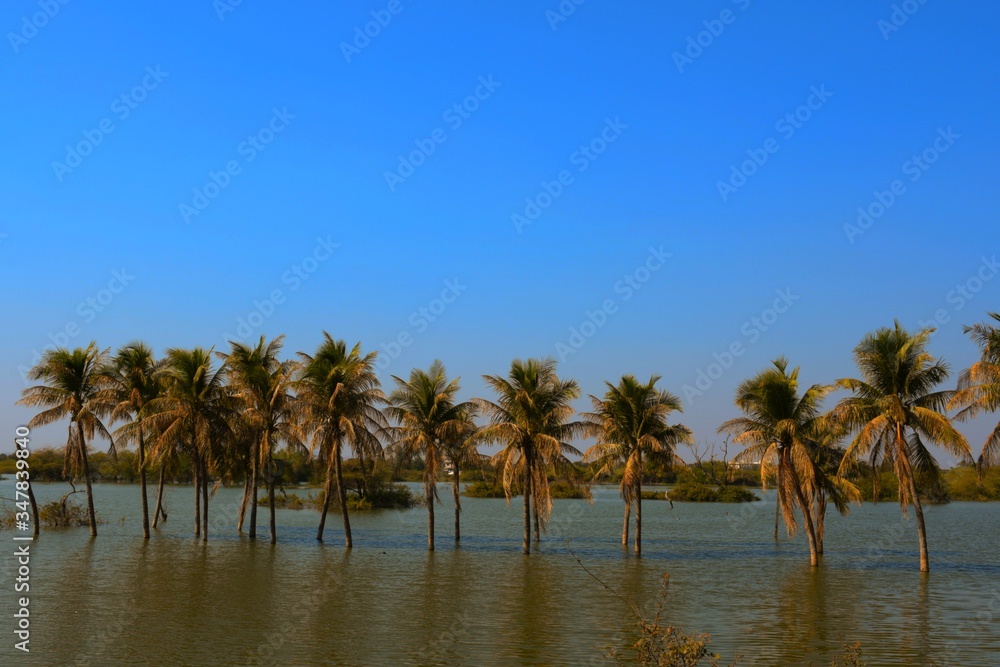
[
  {"left": 317, "top": 453, "right": 334, "bottom": 542},
  {"left": 268, "top": 453, "right": 277, "bottom": 545},
  {"left": 897, "top": 432, "right": 930, "bottom": 572},
  {"left": 522, "top": 454, "right": 532, "bottom": 555},
  {"left": 635, "top": 449, "right": 642, "bottom": 556},
  {"left": 452, "top": 462, "right": 461, "bottom": 542},
  {"left": 27, "top": 477, "right": 40, "bottom": 537},
  {"left": 774, "top": 498, "right": 780, "bottom": 541},
  {"left": 335, "top": 444, "right": 352, "bottom": 548},
  {"left": 138, "top": 428, "right": 150, "bottom": 539},
  {"left": 249, "top": 440, "right": 259, "bottom": 540},
  {"left": 237, "top": 476, "right": 251, "bottom": 532},
  {"left": 815, "top": 492, "right": 826, "bottom": 555},
  {"left": 427, "top": 479, "right": 435, "bottom": 551},
  {"left": 153, "top": 465, "right": 167, "bottom": 527},
  {"left": 76, "top": 421, "right": 98, "bottom": 537},
  {"left": 193, "top": 455, "right": 201, "bottom": 537},
  {"left": 201, "top": 458, "right": 209, "bottom": 543},
  {"left": 786, "top": 451, "right": 819, "bottom": 567},
  {"left": 622, "top": 500, "right": 630, "bottom": 547}
]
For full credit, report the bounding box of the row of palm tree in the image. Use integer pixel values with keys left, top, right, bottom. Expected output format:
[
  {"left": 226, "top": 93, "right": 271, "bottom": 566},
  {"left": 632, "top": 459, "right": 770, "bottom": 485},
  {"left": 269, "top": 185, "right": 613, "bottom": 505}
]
[{"left": 16, "top": 315, "right": 1000, "bottom": 570}]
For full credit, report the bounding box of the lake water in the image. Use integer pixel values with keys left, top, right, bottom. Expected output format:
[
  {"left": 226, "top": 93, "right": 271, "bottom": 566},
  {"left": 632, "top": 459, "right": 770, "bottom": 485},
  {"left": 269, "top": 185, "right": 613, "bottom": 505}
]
[{"left": 1, "top": 479, "right": 998, "bottom": 666}]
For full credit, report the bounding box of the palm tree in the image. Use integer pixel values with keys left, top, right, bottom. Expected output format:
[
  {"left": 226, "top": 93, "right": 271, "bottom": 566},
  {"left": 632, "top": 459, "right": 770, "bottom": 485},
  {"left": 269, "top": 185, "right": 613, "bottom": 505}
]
[
  {"left": 583, "top": 374, "right": 692, "bottom": 555},
  {"left": 296, "top": 333, "right": 386, "bottom": 546},
  {"left": 386, "top": 361, "right": 476, "bottom": 550},
  {"left": 832, "top": 322, "right": 972, "bottom": 572},
  {"left": 149, "top": 347, "right": 235, "bottom": 542},
  {"left": 719, "top": 358, "right": 829, "bottom": 567},
  {"left": 101, "top": 342, "right": 162, "bottom": 539},
  {"left": 17, "top": 343, "right": 112, "bottom": 536},
  {"left": 221, "top": 336, "right": 303, "bottom": 544},
  {"left": 440, "top": 406, "right": 481, "bottom": 543},
  {"left": 474, "top": 358, "right": 584, "bottom": 555},
  {"left": 948, "top": 312, "right": 1000, "bottom": 470}
]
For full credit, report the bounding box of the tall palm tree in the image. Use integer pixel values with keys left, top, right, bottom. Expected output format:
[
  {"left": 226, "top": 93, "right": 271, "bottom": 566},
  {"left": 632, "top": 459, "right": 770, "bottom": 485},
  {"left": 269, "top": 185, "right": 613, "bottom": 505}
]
[
  {"left": 583, "top": 374, "right": 692, "bottom": 555},
  {"left": 149, "top": 347, "right": 235, "bottom": 542},
  {"left": 386, "top": 360, "right": 476, "bottom": 550},
  {"left": 297, "top": 333, "right": 386, "bottom": 546},
  {"left": 719, "top": 358, "right": 829, "bottom": 567},
  {"left": 17, "top": 343, "right": 112, "bottom": 536},
  {"left": 474, "top": 358, "right": 584, "bottom": 555},
  {"left": 948, "top": 312, "right": 1000, "bottom": 470},
  {"left": 101, "top": 342, "right": 162, "bottom": 539},
  {"left": 832, "top": 322, "right": 971, "bottom": 572},
  {"left": 221, "top": 335, "right": 303, "bottom": 544}
]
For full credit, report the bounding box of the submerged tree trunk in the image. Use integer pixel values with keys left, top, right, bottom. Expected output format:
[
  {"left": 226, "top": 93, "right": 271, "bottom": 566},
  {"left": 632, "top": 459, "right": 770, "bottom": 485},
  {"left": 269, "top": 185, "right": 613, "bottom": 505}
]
[
  {"left": 622, "top": 499, "right": 631, "bottom": 547},
  {"left": 523, "top": 455, "right": 532, "bottom": 555},
  {"left": 193, "top": 454, "right": 201, "bottom": 537},
  {"left": 153, "top": 465, "right": 167, "bottom": 527},
  {"left": 138, "top": 428, "right": 150, "bottom": 539},
  {"left": 76, "top": 421, "right": 98, "bottom": 537},
  {"left": 201, "top": 458, "right": 209, "bottom": 543},
  {"left": 774, "top": 498, "right": 781, "bottom": 541},
  {"left": 237, "top": 476, "right": 251, "bottom": 533},
  {"left": 268, "top": 453, "right": 277, "bottom": 545},
  {"left": 335, "top": 444, "right": 352, "bottom": 548},
  {"left": 815, "top": 492, "right": 827, "bottom": 555},
  {"left": 452, "top": 462, "right": 461, "bottom": 542},
  {"left": 249, "top": 439, "right": 259, "bottom": 540},
  {"left": 897, "top": 431, "right": 930, "bottom": 572},
  {"left": 786, "top": 451, "right": 819, "bottom": 567},
  {"left": 317, "top": 453, "right": 334, "bottom": 542},
  {"left": 427, "top": 479, "right": 435, "bottom": 551},
  {"left": 27, "top": 477, "right": 40, "bottom": 537},
  {"left": 635, "top": 450, "right": 642, "bottom": 556}
]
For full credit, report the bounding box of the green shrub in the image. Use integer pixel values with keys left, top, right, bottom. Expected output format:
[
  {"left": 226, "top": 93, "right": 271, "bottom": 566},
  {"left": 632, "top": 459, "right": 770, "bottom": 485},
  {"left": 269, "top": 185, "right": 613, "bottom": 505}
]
[
  {"left": 668, "top": 482, "right": 759, "bottom": 503},
  {"left": 462, "top": 480, "right": 509, "bottom": 498}
]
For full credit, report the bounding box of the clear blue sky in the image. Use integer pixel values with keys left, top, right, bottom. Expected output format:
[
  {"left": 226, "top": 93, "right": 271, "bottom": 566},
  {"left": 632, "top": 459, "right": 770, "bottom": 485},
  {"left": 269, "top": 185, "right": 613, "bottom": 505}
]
[{"left": 2, "top": 0, "right": 998, "bottom": 462}]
